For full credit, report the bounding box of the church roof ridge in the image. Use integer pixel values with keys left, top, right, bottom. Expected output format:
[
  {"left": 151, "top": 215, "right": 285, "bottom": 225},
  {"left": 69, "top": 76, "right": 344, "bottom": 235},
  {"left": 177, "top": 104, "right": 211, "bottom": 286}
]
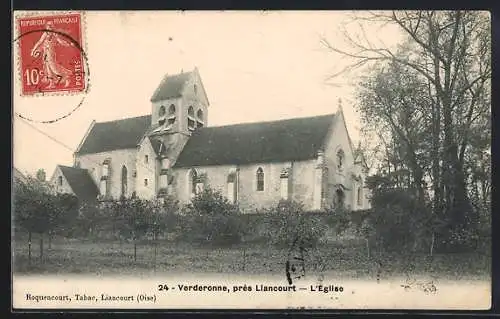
[
  {"left": 57, "top": 164, "right": 88, "bottom": 170},
  {"left": 202, "top": 113, "right": 336, "bottom": 130},
  {"left": 94, "top": 114, "right": 151, "bottom": 125}
]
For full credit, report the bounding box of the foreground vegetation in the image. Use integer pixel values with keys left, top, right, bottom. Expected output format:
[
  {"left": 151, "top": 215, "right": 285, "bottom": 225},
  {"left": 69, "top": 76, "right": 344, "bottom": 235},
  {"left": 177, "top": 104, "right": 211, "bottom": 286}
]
[
  {"left": 12, "top": 232, "right": 490, "bottom": 281},
  {"left": 12, "top": 174, "right": 490, "bottom": 281}
]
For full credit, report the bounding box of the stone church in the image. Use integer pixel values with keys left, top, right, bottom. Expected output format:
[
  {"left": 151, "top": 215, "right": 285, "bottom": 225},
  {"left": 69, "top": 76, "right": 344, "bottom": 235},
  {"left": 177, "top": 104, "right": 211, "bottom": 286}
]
[{"left": 50, "top": 68, "right": 371, "bottom": 212}]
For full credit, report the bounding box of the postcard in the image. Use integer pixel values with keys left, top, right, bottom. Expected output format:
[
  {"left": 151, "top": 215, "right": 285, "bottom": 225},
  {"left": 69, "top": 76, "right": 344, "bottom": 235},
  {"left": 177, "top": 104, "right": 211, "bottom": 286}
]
[{"left": 12, "top": 10, "right": 491, "bottom": 310}]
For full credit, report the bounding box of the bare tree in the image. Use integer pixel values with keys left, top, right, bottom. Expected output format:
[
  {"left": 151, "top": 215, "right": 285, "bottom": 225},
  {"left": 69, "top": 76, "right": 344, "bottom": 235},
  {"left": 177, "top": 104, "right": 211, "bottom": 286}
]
[{"left": 322, "top": 11, "right": 491, "bottom": 244}]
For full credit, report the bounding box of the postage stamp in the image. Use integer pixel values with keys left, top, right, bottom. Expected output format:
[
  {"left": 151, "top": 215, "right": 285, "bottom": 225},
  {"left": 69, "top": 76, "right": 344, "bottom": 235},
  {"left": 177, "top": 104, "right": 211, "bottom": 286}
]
[{"left": 15, "top": 12, "right": 86, "bottom": 96}]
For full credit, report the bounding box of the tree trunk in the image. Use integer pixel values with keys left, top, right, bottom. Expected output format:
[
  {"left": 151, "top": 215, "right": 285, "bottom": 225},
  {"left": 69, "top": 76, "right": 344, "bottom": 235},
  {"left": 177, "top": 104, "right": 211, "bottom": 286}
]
[
  {"left": 430, "top": 232, "right": 435, "bottom": 256},
  {"left": 153, "top": 232, "right": 157, "bottom": 272},
  {"left": 242, "top": 248, "right": 247, "bottom": 271},
  {"left": 441, "top": 88, "right": 472, "bottom": 248},
  {"left": 39, "top": 234, "right": 44, "bottom": 263},
  {"left": 28, "top": 231, "right": 32, "bottom": 266},
  {"left": 48, "top": 231, "right": 52, "bottom": 249},
  {"left": 134, "top": 240, "right": 137, "bottom": 262},
  {"left": 413, "top": 167, "right": 425, "bottom": 203}
]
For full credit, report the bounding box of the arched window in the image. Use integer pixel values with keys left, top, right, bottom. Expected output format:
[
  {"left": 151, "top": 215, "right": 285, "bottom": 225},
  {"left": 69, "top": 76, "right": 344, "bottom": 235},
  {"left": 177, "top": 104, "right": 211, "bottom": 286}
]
[
  {"left": 168, "top": 104, "right": 176, "bottom": 115},
  {"left": 58, "top": 176, "right": 63, "bottom": 186},
  {"left": 188, "top": 168, "right": 198, "bottom": 197},
  {"left": 121, "top": 165, "right": 128, "bottom": 197},
  {"left": 102, "top": 159, "right": 110, "bottom": 178},
  {"left": 158, "top": 105, "right": 167, "bottom": 126},
  {"left": 280, "top": 168, "right": 289, "bottom": 200},
  {"left": 99, "top": 180, "right": 107, "bottom": 197},
  {"left": 187, "top": 106, "right": 195, "bottom": 131},
  {"left": 336, "top": 149, "right": 345, "bottom": 170},
  {"left": 196, "top": 109, "right": 204, "bottom": 128},
  {"left": 167, "top": 104, "right": 176, "bottom": 126},
  {"left": 256, "top": 167, "right": 264, "bottom": 191},
  {"left": 194, "top": 84, "right": 198, "bottom": 95},
  {"left": 227, "top": 171, "right": 237, "bottom": 204},
  {"left": 335, "top": 189, "right": 345, "bottom": 208},
  {"left": 159, "top": 105, "right": 166, "bottom": 117},
  {"left": 357, "top": 186, "right": 362, "bottom": 206}
]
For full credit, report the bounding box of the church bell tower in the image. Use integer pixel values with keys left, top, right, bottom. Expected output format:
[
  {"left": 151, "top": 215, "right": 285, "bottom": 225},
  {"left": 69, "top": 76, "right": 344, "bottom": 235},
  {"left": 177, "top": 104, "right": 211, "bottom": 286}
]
[{"left": 148, "top": 67, "right": 210, "bottom": 166}]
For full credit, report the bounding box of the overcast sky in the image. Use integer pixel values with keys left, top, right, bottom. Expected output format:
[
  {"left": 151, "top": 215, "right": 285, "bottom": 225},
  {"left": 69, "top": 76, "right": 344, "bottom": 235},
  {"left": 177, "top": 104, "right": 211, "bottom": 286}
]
[{"left": 13, "top": 11, "right": 403, "bottom": 177}]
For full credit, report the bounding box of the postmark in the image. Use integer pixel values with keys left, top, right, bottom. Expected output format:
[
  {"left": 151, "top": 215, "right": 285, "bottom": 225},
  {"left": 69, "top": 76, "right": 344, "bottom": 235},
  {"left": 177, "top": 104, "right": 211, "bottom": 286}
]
[{"left": 16, "top": 12, "right": 87, "bottom": 96}]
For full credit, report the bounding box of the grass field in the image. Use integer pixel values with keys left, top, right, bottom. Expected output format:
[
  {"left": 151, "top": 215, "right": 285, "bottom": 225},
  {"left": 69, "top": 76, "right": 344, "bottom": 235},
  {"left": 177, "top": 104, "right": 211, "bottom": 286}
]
[{"left": 12, "top": 232, "right": 491, "bottom": 281}]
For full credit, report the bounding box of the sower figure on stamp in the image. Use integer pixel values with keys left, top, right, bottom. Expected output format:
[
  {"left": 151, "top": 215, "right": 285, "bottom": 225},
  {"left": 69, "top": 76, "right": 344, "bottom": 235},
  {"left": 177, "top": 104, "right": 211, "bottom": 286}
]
[{"left": 30, "top": 21, "right": 73, "bottom": 89}]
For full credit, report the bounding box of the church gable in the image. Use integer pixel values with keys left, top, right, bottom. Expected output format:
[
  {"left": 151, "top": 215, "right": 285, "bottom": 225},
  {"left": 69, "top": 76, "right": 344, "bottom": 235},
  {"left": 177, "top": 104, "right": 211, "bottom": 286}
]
[
  {"left": 323, "top": 107, "right": 355, "bottom": 169},
  {"left": 180, "top": 67, "right": 210, "bottom": 108},
  {"left": 321, "top": 106, "right": 370, "bottom": 210},
  {"left": 173, "top": 113, "right": 336, "bottom": 168}
]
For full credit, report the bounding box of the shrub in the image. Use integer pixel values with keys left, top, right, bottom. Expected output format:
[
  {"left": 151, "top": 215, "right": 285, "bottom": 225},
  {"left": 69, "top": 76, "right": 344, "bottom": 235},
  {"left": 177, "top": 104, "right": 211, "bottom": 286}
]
[
  {"left": 367, "top": 188, "right": 431, "bottom": 252},
  {"left": 181, "top": 187, "right": 245, "bottom": 246},
  {"left": 73, "top": 201, "right": 106, "bottom": 238},
  {"left": 157, "top": 195, "right": 182, "bottom": 238},
  {"left": 323, "top": 205, "right": 351, "bottom": 235},
  {"left": 264, "top": 200, "right": 328, "bottom": 248}
]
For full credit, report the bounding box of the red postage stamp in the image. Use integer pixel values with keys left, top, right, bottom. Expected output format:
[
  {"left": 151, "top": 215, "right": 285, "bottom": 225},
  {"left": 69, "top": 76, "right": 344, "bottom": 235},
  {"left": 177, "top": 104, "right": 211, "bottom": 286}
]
[{"left": 16, "top": 12, "right": 86, "bottom": 96}]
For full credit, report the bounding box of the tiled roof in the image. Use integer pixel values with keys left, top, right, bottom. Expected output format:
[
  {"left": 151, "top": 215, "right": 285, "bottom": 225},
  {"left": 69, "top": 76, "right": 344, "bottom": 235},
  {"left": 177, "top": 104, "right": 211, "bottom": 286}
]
[
  {"left": 174, "top": 113, "right": 336, "bottom": 168},
  {"left": 150, "top": 71, "right": 192, "bottom": 102},
  {"left": 59, "top": 165, "right": 99, "bottom": 202},
  {"left": 76, "top": 115, "right": 151, "bottom": 155}
]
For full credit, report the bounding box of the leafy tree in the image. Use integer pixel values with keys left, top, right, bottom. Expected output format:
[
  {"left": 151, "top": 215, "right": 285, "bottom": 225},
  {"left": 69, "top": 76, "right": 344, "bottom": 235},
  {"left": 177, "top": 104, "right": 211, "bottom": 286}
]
[
  {"left": 364, "top": 174, "right": 445, "bottom": 254},
  {"left": 157, "top": 195, "right": 181, "bottom": 237},
  {"left": 181, "top": 187, "right": 244, "bottom": 246},
  {"left": 118, "top": 198, "right": 152, "bottom": 261},
  {"left": 48, "top": 193, "right": 79, "bottom": 246},
  {"left": 264, "top": 200, "right": 328, "bottom": 248},
  {"left": 75, "top": 201, "right": 107, "bottom": 238},
  {"left": 36, "top": 169, "right": 46, "bottom": 182},
  {"left": 13, "top": 176, "right": 78, "bottom": 264}
]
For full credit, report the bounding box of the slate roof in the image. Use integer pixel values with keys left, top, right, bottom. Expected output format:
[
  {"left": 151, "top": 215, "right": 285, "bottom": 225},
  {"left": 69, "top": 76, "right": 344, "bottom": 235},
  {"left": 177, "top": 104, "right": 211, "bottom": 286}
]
[
  {"left": 150, "top": 71, "right": 192, "bottom": 102},
  {"left": 76, "top": 115, "right": 151, "bottom": 155},
  {"left": 148, "top": 136, "right": 167, "bottom": 157},
  {"left": 174, "top": 113, "right": 337, "bottom": 168},
  {"left": 58, "top": 165, "right": 99, "bottom": 202}
]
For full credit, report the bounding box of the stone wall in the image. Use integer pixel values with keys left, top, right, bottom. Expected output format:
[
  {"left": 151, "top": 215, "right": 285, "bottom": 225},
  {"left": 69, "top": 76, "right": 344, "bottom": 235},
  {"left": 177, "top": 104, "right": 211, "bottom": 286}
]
[
  {"left": 172, "top": 159, "right": 317, "bottom": 213},
  {"left": 135, "top": 137, "right": 158, "bottom": 199},
  {"left": 75, "top": 149, "right": 138, "bottom": 200}
]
